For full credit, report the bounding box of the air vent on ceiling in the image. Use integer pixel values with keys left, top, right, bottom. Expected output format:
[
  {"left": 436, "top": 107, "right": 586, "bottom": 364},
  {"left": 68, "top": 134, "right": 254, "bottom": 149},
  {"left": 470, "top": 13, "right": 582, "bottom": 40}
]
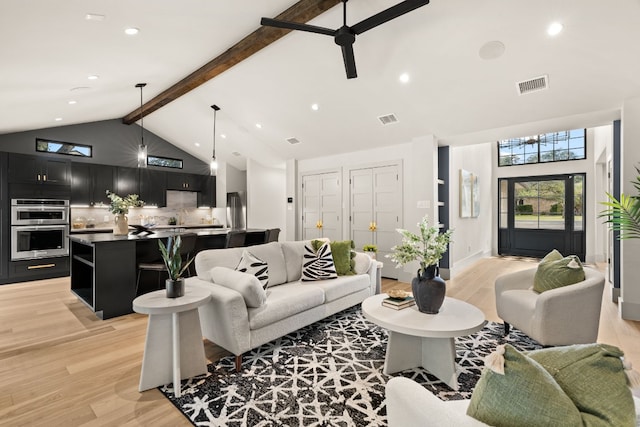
[
  {"left": 378, "top": 113, "right": 399, "bottom": 125},
  {"left": 286, "top": 137, "right": 301, "bottom": 145},
  {"left": 516, "top": 75, "right": 549, "bottom": 95},
  {"left": 231, "top": 151, "right": 241, "bottom": 157}
]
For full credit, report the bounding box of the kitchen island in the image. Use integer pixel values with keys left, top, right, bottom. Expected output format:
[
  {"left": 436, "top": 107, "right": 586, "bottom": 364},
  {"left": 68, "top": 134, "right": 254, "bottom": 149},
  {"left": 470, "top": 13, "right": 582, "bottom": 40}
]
[{"left": 69, "top": 228, "right": 266, "bottom": 319}]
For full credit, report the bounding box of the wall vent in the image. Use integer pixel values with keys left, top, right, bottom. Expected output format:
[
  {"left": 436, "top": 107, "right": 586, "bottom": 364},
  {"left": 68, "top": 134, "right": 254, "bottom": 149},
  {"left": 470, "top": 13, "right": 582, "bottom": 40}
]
[
  {"left": 516, "top": 75, "right": 549, "bottom": 95},
  {"left": 286, "top": 137, "right": 301, "bottom": 145},
  {"left": 377, "top": 113, "right": 399, "bottom": 125}
]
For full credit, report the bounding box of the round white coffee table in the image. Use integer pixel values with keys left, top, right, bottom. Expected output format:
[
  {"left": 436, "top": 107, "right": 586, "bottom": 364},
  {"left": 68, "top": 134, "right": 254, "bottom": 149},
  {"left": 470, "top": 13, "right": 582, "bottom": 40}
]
[
  {"left": 361, "top": 293, "right": 486, "bottom": 390},
  {"left": 133, "top": 287, "right": 211, "bottom": 397}
]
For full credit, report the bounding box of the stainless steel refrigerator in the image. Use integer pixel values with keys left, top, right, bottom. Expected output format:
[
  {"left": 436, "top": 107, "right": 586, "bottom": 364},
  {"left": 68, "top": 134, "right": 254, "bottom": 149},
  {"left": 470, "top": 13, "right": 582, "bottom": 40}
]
[{"left": 226, "top": 191, "right": 246, "bottom": 229}]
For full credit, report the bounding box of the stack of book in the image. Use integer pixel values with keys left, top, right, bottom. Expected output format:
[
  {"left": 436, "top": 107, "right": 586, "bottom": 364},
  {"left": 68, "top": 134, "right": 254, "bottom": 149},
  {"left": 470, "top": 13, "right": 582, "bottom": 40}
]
[{"left": 382, "top": 295, "right": 415, "bottom": 310}]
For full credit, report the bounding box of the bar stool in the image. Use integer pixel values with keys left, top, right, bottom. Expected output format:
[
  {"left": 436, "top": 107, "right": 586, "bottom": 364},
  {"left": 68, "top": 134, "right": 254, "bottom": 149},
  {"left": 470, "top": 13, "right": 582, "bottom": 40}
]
[{"left": 225, "top": 230, "right": 246, "bottom": 248}]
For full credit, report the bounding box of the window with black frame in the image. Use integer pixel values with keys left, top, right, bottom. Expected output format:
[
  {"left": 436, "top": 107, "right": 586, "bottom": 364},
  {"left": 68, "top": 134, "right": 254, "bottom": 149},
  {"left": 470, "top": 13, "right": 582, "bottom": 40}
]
[{"left": 498, "top": 129, "right": 586, "bottom": 167}]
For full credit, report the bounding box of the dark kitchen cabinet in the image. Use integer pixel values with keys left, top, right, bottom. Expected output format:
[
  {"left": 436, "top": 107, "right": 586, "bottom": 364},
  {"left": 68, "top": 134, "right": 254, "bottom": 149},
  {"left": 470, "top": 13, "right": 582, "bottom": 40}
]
[
  {"left": 166, "top": 172, "right": 202, "bottom": 191},
  {"left": 0, "top": 153, "right": 8, "bottom": 283},
  {"left": 116, "top": 167, "right": 139, "bottom": 197},
  {"left": 139, "top": 169, "right": 166, "bottom": 207},
  {"left": 8, "top": 153, "right": 70, "bottom": 186},
  {"left": 71, "top": 163, "right": 115, "bottom": 206},
  {"left": 199, "top": 176, "right": 217, "bottom": 207}
]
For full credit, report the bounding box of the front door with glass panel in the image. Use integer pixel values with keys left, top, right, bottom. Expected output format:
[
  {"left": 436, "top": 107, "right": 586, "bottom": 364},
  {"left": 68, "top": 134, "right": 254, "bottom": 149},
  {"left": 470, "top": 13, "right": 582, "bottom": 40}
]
[{"left": 498, "top": 174, "right": 585, "bottom": 260}]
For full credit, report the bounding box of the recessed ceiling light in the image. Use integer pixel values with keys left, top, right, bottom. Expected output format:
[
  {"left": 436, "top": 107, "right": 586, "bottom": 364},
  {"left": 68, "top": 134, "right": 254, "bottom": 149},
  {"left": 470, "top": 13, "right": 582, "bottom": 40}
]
[
  {"left": 88, "top": 75, "right": 99, "bottom": 80},
  {"left": 399, "top": 73, "right": 410, "bottom": 84},
  {"left": 124, "top": 27, "right": 139, "bottom": 35},
  {"left": 54, "top": 117, "right": 63, "bottom": 122},
  {"left": 255, "top": 123, "right": 262, "bottom": 129},
  {"left": 68, "top": 100, "right": 77, "bottom": 105},
  {"left": 194, "top": 142, "right": 200, "bottom": 147},
  {"left": 220, "top": 134, "right": 227, "bottom": 139},
  {"left": 547, "top": 22, "right": 563, "bottom": 36},
  {"left": 479, "top": 40, "right": 506, "bottom": 60},
  {"left": 311, "top": 103, "right": 319, "bottom": 111},
  {"left": 85, "top": 13, "right": 105, "bottom": 21}
]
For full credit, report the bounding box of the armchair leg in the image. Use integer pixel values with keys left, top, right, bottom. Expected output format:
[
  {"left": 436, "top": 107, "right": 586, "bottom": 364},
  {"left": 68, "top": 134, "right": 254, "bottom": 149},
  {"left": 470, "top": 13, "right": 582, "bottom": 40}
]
[
  {"left": 235, "top": 354, "right": 242, "bottom": 372},
  {"left": 503, "top": 322, "right": 510, "bottom": 336}
]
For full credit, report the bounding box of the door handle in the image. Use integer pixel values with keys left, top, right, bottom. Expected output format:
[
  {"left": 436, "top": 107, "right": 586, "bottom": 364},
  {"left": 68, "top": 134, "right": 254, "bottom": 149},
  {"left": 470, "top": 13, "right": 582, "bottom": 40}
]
[
  {"left": 316, "top": 220, "right": 323, "bottom": 229},
  {"left": 369, "top": 222, "right": 377, "bottom": 231}
]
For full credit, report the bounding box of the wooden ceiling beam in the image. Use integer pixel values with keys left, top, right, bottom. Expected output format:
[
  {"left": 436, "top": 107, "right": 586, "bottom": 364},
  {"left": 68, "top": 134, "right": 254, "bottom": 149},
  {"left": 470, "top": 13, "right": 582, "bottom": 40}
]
[{"left": 122, "top": 0, "right": 341, "bottom": 125}]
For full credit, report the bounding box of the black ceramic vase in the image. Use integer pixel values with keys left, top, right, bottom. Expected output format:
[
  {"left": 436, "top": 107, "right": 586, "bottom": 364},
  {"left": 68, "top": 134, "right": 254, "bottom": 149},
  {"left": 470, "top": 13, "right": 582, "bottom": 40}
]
[
  {"left": 166, "top": 278, "right": 185, "bottom": 298},
  {"left": 411, "top": 265, "right": 446, "bottom": 314}
]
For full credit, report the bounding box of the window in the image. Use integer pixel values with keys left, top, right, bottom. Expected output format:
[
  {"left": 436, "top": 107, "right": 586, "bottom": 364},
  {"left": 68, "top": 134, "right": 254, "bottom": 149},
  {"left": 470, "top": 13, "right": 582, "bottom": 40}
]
[
  {"left": 147, "top": 155, "right": 183, "bottom": 169},
  {"left": 498, "top": 129, "right": 586, "bottom": 167},
  {"left": 36, "top": 138, "right": 92, "bottom": 157}
]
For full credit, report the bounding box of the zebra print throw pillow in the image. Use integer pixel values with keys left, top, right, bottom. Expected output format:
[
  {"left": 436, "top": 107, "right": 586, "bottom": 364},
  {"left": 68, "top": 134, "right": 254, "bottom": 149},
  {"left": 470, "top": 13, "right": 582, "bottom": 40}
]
[
  {"left": 301, "top": 241, "right": 338, "bottom": 281},
  {"left": 236, "top": 250, "right": 269, "bottom": 289}
]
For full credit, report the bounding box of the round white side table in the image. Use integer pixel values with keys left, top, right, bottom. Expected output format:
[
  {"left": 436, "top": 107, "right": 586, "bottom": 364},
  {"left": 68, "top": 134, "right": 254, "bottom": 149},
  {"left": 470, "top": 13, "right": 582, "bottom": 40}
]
[{"left": 133, "top": 287, "right": 211, "bottom": 397}]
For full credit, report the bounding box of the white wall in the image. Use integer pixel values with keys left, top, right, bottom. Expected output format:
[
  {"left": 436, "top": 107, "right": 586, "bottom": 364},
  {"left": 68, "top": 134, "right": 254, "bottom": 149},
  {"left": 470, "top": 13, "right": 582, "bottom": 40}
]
[
  {"left": 246, "top": 159, "right": 287, "bottom": 239},
  {"left": 619, "top": 97, "right": 640, "bottom": 320},
  {"left": 448, "top": 142, "right": 494, "bottom": 272}
]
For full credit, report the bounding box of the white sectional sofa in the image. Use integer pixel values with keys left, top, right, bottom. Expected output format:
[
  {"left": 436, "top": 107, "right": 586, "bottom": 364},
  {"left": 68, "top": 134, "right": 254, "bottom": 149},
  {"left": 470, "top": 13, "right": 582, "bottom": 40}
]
[{"left": 186, "top": 240, "right": 377, "bottom": 370}]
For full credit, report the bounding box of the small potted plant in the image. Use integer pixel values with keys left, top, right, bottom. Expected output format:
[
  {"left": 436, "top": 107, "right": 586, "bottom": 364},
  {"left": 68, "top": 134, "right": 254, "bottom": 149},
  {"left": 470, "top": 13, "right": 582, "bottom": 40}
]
[
  {"left": 362, "top": 244, "right": 378, "bottom": 259},
  {"left": 387, "top": 215, "right": 453, "bottom": 314},
  {"left": 158, "top": 235, "right": 195, "bottom": 298},
  {"left": 106, "top": 191, "right": 144, "bottom": 235}
]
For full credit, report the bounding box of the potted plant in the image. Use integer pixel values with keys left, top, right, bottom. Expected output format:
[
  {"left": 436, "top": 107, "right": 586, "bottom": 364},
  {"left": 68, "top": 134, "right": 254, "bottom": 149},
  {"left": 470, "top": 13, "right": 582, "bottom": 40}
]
[
  {"left": 105, "top": 191, "right": 145, "bottom": 235},
  {"left": 363, "top": 244, "right": 378, "bottom": 259},
  {"left": 387, "top": 215, "right": 453, "bottom": 314},
  {"left": 158, "top": 235, "right": 195, "bottom": 298},
  {"left": 600, "top": 166, "right": 640, "bottom": 239}
]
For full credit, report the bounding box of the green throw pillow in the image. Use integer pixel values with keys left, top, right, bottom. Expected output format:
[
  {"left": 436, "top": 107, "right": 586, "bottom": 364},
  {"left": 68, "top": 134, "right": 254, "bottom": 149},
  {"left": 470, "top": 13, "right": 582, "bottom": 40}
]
[
  {"left": 541, "top": 248, "right": 564, "bottom": 263},
  {"left": 467, "top": 344, "right": 583, "bottom": 427},
  {"left": 533, "top": 254, "right": 585, "bottom": 293},
  {"left": 527, "top": 344, "right": 636, "bottom": 427},
  {"left": 311, "top": 239, "right": 356, "bottom": 276}
]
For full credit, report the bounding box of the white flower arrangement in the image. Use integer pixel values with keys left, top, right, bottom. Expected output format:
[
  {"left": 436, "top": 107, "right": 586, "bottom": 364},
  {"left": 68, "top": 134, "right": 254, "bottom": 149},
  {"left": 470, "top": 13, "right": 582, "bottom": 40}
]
[{"left": 387, "top": 215, "right": 453, "bottom": 275}]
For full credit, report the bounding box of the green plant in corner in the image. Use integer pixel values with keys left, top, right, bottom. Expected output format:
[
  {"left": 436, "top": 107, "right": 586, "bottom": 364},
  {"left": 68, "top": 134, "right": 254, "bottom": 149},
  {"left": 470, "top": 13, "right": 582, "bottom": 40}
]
[
  {"left": 158, "top": 235, "right": 194, "bottom": 280},
  {"left": 387, "top": 215, "right": 453, "bottom": 275},
  {"left": 105, "top": 190, "right": 144, "bottom": 215},
  {"left": 600, "top": 166, "right": 640, "bottom": 239},
  {"left": 363, "top": 244, "right": 378, "bottom": 253}
]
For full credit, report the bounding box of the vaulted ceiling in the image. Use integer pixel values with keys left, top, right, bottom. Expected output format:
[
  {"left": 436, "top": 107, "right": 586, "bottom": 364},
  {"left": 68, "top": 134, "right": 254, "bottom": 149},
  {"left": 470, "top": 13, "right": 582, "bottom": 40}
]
[{"left": 2, "top": 0, "right": 640, "bottom": 170}]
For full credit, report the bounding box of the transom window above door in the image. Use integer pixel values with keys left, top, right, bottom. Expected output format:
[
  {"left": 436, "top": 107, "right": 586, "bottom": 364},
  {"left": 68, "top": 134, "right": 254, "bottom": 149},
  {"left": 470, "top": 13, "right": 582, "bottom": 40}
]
[{"left": 498, "top": 129, "right": 586, "bottom": 167}]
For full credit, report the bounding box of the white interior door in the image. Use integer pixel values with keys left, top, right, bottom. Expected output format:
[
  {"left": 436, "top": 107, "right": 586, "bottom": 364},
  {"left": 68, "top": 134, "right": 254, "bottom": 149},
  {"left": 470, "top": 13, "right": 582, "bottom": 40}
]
[
  {"left": 350, "top": 169, "right": 374, "bottom": 252},
  {"left": 302, "top": 172, "right": 341, "bottom": 241},
  {"left": 373, "top": 165, "right": 401, "bottom": 279}
]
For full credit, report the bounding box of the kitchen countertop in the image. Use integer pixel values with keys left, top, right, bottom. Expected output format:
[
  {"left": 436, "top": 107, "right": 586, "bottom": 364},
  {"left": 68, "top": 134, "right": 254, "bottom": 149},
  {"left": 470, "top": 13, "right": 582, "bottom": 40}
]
[
  {"left": 69, "top": 224, "right": 224, "bottom": 233},
  {"left": 69, "top": 228, "right": 265, "bottom": 244}
]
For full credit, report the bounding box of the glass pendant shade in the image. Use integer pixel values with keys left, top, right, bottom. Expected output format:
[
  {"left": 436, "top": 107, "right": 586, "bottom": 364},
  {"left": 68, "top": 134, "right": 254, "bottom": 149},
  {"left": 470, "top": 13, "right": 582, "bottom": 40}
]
[
  {"left": 136, "top": 82, "right": 147, "bottom": 168},
  {"left": 137, "top": 144, "right": 148, "bottom": 168},
  {"left": 210, "top": 157, "right": 218, "bottom": 176}
]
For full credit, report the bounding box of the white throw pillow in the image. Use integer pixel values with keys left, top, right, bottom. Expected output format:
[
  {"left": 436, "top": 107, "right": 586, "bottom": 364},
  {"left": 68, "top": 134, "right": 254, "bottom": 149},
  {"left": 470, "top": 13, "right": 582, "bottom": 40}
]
[
  {"left": 353, "top": 252, "right": 373, "bottom": 275},
  {"left": 210, "top": 266, "right": 267, "bottom": 307},
  {"left": 301, "top": 241, "right": 338, "bottom": 281},
  {"left": 235, "top": 249, "right": 269, "bottom": 289}
]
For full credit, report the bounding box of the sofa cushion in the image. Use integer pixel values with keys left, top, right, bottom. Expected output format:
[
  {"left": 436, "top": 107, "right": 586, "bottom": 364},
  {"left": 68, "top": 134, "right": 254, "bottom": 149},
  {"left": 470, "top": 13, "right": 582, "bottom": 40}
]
[
  {"left": 312, "top": 239, "right": 356, "bottom": 276},
  {"left": 210, "top": 266, "right": 267, "bottom": 308},
  {"left": 302, "top": 242, "right": 338, "bottom": 281},
  {"left": 247, "top": 282, "right": 325, "bottom": 330},
  {"left": 527, "top": 343, "right": 636, "bottom": 427},
  {"left": 353, "top": 252, "right": 372, "bottom": 275},
  {"left": 297, "top": 274, "right": 370, "bottom": 303},
  {"left": 533, "top": 254, "right": 585, "bottom": 293},
  {"left": 238, "top": 242, "right": 287, "bottom": 287},
  {"left": 467, "top": 344, "right": 582, "bottom": 427},
  {"left": 195, "top": 247, "right": 245, "bottom": 282},
  {"left": 281, "top": 240, "right": 309, "bottom": 282},
  {"left": 236, "top": 249, "right": 269, "bottom": 289}
]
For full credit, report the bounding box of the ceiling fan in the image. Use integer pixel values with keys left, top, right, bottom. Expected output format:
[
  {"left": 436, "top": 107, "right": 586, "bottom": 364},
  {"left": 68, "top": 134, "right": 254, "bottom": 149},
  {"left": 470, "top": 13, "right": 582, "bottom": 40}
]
[{"left": 261, "top": 0, "right": 430, "bottom": 79}]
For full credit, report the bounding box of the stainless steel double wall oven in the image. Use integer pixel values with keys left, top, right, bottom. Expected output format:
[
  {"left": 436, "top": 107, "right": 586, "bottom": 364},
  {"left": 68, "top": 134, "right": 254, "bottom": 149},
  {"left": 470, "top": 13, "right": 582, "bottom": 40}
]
[{"left": 10, "top": 198, "right": 70, "bottom": 260}]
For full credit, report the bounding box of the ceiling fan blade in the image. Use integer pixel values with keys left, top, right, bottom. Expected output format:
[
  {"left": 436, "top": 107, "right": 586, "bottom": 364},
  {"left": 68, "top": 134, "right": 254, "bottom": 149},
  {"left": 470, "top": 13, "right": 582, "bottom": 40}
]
[
  {"left": 341, "top": 43, "right": 357, "bottom": 79},
  {"left": 260, "top": 17, "right": 335, "bottom": 37},
  {"left": 351, "top": 0, "right": 429, "bottom": 35}
]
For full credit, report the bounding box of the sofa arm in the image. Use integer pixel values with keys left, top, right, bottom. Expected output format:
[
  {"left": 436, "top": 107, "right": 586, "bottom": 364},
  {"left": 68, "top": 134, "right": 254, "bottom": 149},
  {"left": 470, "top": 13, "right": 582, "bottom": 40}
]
[
  {"left": 495, "top": 267, "right": 537, "bottom": 296},
  {"left": 186, "top": 276, "right": 251, "bottom": 356},
  {"left": 354, "top": 251, "right": 377, "bottom": 295},
  {"left": 386, "top": 377, "right": 487, "bottom": 426}
]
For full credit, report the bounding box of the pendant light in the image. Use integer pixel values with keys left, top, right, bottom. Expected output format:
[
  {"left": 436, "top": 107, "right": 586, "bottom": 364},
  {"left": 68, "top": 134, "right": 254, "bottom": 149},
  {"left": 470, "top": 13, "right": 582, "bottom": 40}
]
[
  {"left": 136, "top": 83, "right": 147, "bottom": 168},
  {"left": 210, "top": 104, "right": 220, "bottom": 175}
]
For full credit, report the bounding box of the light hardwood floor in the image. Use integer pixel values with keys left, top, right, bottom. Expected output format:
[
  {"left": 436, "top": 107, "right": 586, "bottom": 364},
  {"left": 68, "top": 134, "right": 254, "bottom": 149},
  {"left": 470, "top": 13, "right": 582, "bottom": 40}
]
[{"left": 1, "top": 257, "right": 639, "bottom": 426}]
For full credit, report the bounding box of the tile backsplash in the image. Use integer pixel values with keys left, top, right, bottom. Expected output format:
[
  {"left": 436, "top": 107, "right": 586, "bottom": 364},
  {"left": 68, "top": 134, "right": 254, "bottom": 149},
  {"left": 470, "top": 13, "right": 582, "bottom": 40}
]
[{"left": 71, "top": 206, "right": 226, "bottom": 229}]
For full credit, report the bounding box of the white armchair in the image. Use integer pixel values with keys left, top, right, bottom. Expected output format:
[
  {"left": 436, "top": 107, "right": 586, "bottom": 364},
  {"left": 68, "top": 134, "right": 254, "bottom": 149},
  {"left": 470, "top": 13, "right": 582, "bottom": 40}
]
[{"left": 495, "top": 266, "right": 605, "bottom": 346}]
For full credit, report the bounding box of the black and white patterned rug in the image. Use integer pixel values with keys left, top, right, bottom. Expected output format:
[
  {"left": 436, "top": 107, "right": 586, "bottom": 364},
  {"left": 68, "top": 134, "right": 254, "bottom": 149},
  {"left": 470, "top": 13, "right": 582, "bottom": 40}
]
[{"left": 160, "top": 306, "right": 541, "bottom": 426}]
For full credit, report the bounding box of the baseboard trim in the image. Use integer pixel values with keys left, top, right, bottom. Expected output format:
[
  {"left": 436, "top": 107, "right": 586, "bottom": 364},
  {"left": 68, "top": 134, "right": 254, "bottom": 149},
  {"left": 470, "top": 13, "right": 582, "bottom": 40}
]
[
  {"left": 450, "top": 250, "right": 491, "bottom": 277},
  {"left": 619, "top": 298, "right": 640, "bottom": 320},
  {"left": 611, "top": 283, "right": 620, "bottom": 303}
]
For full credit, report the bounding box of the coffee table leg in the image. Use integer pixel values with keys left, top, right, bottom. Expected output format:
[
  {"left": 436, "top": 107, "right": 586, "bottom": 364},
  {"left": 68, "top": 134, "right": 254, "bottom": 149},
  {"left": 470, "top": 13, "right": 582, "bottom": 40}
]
[
  {"left": 420, "top": 337, "right": 458, "bottom": 391},
  {"left": 173, "top": 312, "right": 181, "bottom": 398},
  {"left": 384, "top": 332, "right": 458, "bottom": 390}
]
